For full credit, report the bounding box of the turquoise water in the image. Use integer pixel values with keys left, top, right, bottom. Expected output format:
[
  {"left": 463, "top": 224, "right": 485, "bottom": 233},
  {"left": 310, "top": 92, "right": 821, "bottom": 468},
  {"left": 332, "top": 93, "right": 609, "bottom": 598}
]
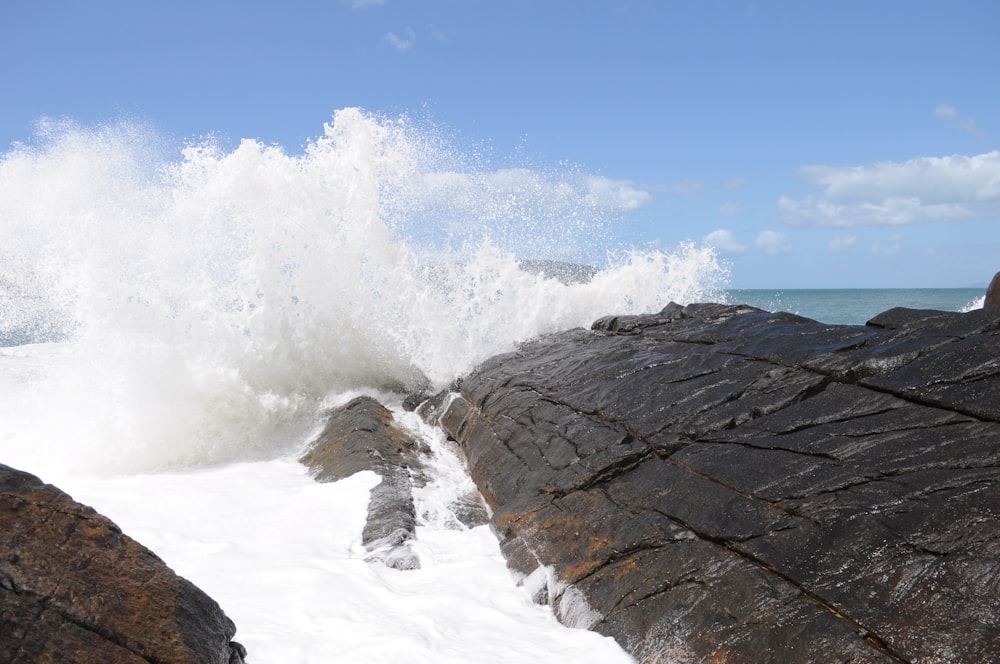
[{"left": 726, "top": 289, "right": 986, "bottom": 326}]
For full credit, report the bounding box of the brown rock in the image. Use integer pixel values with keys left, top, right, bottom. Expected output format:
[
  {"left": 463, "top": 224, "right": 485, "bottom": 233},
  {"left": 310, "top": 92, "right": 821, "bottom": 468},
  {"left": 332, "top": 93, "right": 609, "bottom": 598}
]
[
  {"left": 0, "top": 464, "right": 246, "bottom": 664},
  {"left": 300, "top": 396, "right": 425, "bottom": 569},
  {"left": 985, "top": 271, "right": 1000, "bottom": 309}
]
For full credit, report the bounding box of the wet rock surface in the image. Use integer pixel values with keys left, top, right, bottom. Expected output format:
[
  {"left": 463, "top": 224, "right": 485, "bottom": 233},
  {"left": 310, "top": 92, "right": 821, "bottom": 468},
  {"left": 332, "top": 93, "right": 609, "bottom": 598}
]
[
  {"left": 300, "top": 395, "right": 426, "bottom": 569},
  {"left": 0, "top": 464, "right": 246, "bottom": 664},
  {"left": 437, "top": 302, "right": 1000, "bottom": 663}
]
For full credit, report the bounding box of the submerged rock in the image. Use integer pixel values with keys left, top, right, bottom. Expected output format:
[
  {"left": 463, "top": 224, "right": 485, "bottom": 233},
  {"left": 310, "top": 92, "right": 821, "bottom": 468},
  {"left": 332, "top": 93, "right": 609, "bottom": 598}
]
[
  {"left": 300, "top": 396, "right": 425, "bottom": 569},
  {"left": 0, "top": 464, "right": 246, "bottom": 664},
  {"left": 439, "top": 302, "right": 1000, "bottom": 663}
]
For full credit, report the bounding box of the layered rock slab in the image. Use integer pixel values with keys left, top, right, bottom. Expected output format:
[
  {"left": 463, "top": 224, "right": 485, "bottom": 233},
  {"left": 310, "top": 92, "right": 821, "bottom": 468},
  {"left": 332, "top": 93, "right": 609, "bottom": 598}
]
[
  {"left": 0, "top": 464, "right": 246, "bottom": 664},
  {"left": 437, "top": 302, "right": 1000, "bottom": 663}
]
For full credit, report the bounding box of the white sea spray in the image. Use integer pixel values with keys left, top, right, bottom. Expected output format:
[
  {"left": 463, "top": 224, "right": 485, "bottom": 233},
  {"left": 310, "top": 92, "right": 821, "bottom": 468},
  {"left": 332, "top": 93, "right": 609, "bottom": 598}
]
[{"left": 0, "top": 108, "right": 726, "bottom": 476}]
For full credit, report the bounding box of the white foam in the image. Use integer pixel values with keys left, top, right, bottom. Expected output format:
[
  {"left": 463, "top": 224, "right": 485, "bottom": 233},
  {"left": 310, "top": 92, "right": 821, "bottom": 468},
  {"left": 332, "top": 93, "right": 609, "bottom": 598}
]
[
  {"left": 962, "top": 295, "right": 986, "bottom": 312},
  {"left": 50, "top": 454, "right": 634, "bottom": 663}
]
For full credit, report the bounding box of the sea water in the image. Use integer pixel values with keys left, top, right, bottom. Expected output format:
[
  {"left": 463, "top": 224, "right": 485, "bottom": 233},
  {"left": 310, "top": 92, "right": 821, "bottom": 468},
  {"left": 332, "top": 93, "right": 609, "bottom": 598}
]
[
  {"left": 0, "top": 110, "right": 987, "bottom": 662},
  {"left": 729, "top": 288, "right": 985, "bottom": 325}
]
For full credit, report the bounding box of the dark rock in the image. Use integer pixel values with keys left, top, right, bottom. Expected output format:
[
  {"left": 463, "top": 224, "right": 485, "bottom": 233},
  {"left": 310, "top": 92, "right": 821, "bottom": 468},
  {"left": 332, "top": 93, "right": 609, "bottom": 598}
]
[
  {"left": 986, "top": 271, "right": 1000, "bottom": 309},
  {"left": 0, "top": 464, "right": 246, "bottom": 664},
  {"left": 401, "top": 390, "right": 430, "bottom": 412},
  {"left": 300, "top": 396, "right": 425, "bottom": 569},
  {"left": 439, "top": 302, "right": 1000, "bottom": 663},
  {"left": 414, "top": 389, "right": 453, "bottom": 425}
]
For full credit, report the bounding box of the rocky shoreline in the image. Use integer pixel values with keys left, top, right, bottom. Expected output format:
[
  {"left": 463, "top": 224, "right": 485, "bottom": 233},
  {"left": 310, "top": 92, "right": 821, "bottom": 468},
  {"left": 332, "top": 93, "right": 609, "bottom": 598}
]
[
  {"left": 3, "top": 299, "right": 998, "bottom": 662},
  {"left": 428, "top": 302, "right": 1000, "bottom": 663}
]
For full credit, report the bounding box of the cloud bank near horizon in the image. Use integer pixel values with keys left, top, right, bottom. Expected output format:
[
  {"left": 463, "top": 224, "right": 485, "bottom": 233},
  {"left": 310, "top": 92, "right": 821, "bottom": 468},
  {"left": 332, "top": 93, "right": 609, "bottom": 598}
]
[{"left": 778, "top": 151, "right": 1000, "bottom": 228}]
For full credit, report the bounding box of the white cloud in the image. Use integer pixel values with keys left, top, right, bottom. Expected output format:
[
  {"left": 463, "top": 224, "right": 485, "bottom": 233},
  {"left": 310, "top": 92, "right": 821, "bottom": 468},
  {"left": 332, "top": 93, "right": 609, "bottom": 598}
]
[
  {"left": 719, "top": 202, "right": 740, "bottom": 216},
  {"left": 755, "top": 230, "right": 791, "bottom": 255},
  {"left": 343, "top": 0, "right": 385, "bottom": 8},
  {"left": 778, "top": 151, "right": 1000, "bottom": 227},
  {"left": 703, "top": 229, "right": 747, "bottom": 255},
  {"left": 778, "top": 195, "right": 974, "bottom": 228},
  {"left": 384, "top": 27, "right": 416, "bottom": 52},
  {"left": 800, "top": 152, "right": 1000, "bottom": 203},
  {"left": 935, "top": 105, "right": 989, "bottom": 139},
  {"left": 723, "top": 178, "right": 745, "bottom": 190},
  {"left": 828, "top": 235, "right": 857, "bottom": 253},
  {"left": 578, "top": 173, "right": 652, "bottom": 212}
]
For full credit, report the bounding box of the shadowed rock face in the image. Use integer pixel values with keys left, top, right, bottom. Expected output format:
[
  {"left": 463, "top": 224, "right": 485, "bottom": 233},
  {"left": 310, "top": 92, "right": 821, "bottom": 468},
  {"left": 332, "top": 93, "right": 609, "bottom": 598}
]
[
  {"left": 437, "top": 302, "right": 1000, "bottom": 663},
  {"left": 0, "top": 464, "right": 246, "bottom": 664}
]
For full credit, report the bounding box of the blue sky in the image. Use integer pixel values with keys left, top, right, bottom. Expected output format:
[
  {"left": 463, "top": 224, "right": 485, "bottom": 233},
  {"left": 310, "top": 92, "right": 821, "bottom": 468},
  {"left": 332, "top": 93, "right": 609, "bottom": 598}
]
[{"left": 2, "top": 0, "right": 998, "bottom": 288}]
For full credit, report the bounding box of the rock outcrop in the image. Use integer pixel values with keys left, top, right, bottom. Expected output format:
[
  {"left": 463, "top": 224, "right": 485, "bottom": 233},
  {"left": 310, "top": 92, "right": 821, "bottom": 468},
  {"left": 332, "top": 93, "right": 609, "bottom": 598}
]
[
  {"left": 435, "top": 302, "right": 1000, "bottom": 663},
  {"left": 0, "top": 464, "right": 246, "bottom": 664},
  {"left": 300, "top": 396, "right": 426, "bottom": 569},
  {"left": 985, "top": 271, "right": 1000, "bottom": 309}
]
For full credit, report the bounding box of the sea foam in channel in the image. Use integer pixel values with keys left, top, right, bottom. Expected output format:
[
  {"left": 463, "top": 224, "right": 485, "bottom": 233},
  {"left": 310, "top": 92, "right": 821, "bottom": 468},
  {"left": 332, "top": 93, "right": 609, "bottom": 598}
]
[{"left": 0, "top": 108, "right": 726, "bottom": 477}]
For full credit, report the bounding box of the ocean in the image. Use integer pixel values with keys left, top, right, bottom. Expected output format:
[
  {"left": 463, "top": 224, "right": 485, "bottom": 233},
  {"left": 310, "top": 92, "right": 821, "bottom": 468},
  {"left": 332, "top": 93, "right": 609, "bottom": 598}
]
[
  {"left": 0, "top": 110, "right": 989, "bottom": 662},
  {"left": 728, "top": 288, "right": 985, "bottom": 326}
]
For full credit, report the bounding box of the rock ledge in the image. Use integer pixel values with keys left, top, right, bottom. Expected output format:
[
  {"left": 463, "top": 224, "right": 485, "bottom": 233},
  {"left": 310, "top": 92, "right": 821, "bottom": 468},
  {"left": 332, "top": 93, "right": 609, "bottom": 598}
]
[{"left": 436, "top": 303, "right": 1000, "bottom": 663}]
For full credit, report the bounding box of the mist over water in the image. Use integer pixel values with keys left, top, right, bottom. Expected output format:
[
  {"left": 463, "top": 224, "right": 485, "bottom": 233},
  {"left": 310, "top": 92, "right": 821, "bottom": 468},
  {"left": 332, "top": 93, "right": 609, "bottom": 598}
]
[{"left": 0, "top": 108, "right": 726, "bottom": 476}]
